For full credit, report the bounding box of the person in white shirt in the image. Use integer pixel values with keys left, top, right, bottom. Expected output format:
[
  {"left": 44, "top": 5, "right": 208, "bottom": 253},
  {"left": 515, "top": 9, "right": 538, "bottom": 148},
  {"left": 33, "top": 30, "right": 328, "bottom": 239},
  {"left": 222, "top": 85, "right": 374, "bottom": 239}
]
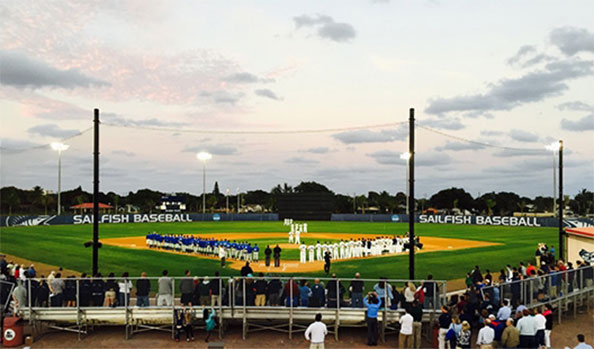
[
  {"left": 299, "top": 244, "right": 307, "bottom": 263},
  {"left": 516, "top": 309, "right": 538, "bottom": 349},
  {"left": 308, "top": 245, "right": 315, "bottom": 262},
  {"left": 534, "top": 308, "right": 547, "bottom": 348},
  {"left": 303, "top": 223, "right": 308, "bottom": 232},
  {"left": 295, "top": 230, "right": 301, "bottom": 244},
  {"left": 398, "top": 307, "right": 414, "bottom": 348},
  {"left": 332, "top": 243, "right": 339, "bottom": 260},
  {"left": 316, "top": 241, "right": 322, "bottom": 261},
  {"left": 305, "top": 313, "right": 327, "bottom": 349},
  {"left": 477, "top": 319, "right": 495, "bottom": 348},
  {"left": 339, "top": 240, "right": 346, "bottom": 260},
  {"left": 288, "top": 231, "right": 294, "bottom": 244},
  {"left": 575, "top": 334, "right": 593, "bottom": 349}
]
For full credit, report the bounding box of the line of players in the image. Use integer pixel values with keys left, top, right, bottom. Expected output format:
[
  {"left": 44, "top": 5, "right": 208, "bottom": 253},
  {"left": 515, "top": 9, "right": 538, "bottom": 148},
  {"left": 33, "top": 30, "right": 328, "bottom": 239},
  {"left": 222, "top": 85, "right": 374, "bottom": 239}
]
[
  {"left": 145, "top": 233, "right": 260, "bottom": 262},
  {"left": 297, "top": 235, "right": 422, "bottom": 263}
]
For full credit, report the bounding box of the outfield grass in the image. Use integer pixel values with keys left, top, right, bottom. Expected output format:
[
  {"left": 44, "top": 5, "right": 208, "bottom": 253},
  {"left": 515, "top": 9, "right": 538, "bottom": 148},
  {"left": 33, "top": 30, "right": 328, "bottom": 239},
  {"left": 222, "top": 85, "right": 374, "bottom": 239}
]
[{"left": 0, "top": 221, "right": 556, "bottom": 282}]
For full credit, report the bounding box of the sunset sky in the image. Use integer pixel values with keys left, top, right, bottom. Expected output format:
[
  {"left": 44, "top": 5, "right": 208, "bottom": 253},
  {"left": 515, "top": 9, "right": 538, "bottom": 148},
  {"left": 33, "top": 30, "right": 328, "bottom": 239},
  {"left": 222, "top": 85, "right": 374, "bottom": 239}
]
[{"left": 1, "top": 1, "right": 593, "bottom": 198}]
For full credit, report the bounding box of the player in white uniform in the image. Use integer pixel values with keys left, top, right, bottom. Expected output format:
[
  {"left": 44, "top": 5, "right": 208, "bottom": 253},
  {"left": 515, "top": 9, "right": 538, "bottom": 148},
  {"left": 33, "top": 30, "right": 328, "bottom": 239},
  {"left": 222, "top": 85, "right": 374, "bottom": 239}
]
[
  {"left": 295, "top": 230, "right": 301, "bottom": 244},
  {"left": 303, "top": 223, "right": 308, "bottom": 233},
  {"left": 316, "top": 241, "right": 322, "bottom": 261},
  {"left": 288, "top": 231, "right": 294, "bottom": 244},
  {"left": 308, "top": 245, "right": 315, "bottom": 262},
  {"left": 332, "top": 243, "right": 339, "bottom": 260},
  {"left": 299, "top": 244, "right": 307, "bottom": 263},
  {"left": 339, "top": 240, "right": 346, "bottom": 260}
]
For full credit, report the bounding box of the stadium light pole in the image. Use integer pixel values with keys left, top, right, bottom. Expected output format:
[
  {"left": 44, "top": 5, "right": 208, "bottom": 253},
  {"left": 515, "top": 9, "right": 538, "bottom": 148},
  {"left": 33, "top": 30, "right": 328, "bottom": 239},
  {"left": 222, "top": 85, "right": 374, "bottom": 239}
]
[
  {"left": 197, "top": 152, "right": 212, "bottom": 214},
  {"left": 408, "top": 108, "right": 415, "bottom": 280},
  {"left": 545, "top": 141, "right": 560, "bottom": 217},
  {"left": 236, "top": 187, "right": 240, "bottom": 213},
  {"left": 400, "top": 152, "right": 411, "bottom": 213},
  {"left": 51, "top": 142, "right": 69, "bottom": 215},
  {"left": 558, "top": 140, "right": 564, "bottom": 261},
  {"left": 226, "top": 188, "right": 230, "bottom": 213}
]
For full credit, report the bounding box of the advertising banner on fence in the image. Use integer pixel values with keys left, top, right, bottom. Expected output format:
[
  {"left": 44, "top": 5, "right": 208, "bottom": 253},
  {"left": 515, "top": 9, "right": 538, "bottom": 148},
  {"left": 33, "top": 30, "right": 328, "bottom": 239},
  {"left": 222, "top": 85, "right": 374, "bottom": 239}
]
[{"left": 1, "top": 213, "right": 279, "bottom": 227}]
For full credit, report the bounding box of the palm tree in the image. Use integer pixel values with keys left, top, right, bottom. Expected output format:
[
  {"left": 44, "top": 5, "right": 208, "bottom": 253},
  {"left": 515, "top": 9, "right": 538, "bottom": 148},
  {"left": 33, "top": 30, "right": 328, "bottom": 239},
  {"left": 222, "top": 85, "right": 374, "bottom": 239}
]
[{"left": 486, "top": 198, "right": 496, "bottom": 216}]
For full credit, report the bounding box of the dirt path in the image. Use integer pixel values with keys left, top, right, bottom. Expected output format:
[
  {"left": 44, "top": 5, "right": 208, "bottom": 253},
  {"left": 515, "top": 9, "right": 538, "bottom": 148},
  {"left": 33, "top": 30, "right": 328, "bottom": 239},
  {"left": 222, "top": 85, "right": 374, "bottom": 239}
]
[
  {"left": 102, "top": 233, "right": 499, "bottom": 274},
  {"left": 0, "top": 253, "right": 81, "bottom": 277}
]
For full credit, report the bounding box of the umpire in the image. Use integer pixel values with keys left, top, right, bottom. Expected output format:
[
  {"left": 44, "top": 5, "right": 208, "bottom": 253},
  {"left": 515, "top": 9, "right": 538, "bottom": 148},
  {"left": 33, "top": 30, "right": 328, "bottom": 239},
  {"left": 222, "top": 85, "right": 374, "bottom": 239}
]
[
  {"left": 264, "top": 245, "right": 272, "bottom": 266},
  {"left": 273, "top": 244, "right": 282, "bottom": 267}
]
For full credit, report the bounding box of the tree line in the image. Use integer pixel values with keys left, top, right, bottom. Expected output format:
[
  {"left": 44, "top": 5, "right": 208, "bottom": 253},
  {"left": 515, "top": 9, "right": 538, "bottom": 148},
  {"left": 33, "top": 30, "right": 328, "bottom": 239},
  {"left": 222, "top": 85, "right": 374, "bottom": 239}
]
[{"left": 0, "top": 182, "right": 592, "bottom": 217}]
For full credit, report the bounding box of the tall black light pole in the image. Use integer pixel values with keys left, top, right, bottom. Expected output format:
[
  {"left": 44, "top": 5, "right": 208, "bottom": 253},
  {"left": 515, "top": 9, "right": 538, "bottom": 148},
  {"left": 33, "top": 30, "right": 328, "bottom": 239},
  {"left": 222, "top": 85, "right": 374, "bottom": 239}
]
[
  {"left": 558, "top": 140, "right": 564, "bottom": 261},
  {"left": 408, "top": 108, "right": 415, "bottom": 280},
  {"left": 92, "top": 108, "right": 100, "bottom": 276}
]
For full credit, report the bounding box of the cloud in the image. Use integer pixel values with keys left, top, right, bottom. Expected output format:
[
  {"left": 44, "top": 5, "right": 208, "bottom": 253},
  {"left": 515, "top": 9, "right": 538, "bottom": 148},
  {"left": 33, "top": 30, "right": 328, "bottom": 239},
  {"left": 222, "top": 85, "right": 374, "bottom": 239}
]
[
  {"left": 301, "top": 147, "right": 330, "bottom": 154},
  {"left": 222, "top": 72, "right": 273, "bottom": 84},
  {"left": 550, "top": 27, "right": 594, "bottom": 56},
  {"left": 419, "top": 117, "right": 465, "bottom": 130},
  {"left": 509, "top": 129, "right": 539, "bottom": 143},
  {"left": 254, "top": 89, "right": 282, "bottom": 100},
  {"left": 492, "top": 149, "right": 547, "bottom": 158},
  {"left": 435, "top": 141, "right": 485, "bottom": 151},
  {"left": 368, "top": 150, "right": 453, "bottom": 166},
  {"left": 293, "top": 14, "right": 356, "bottom": 43},
  {"left": 332, "top": 127, "right": 408, "bottom": 144},
  {"left": 111, "top": 150, "right": 136, "bottom": 157},
  {"left": 200, "top": 91, "right": 244, "bottom": 105},
  {"left": 0, "top": 50, "right": 109, "bottom": 89},
  {"left": 285, "top": 157, "right": 319, "bottom": 164},
  {"left": 556, "top": 101, "right": 594, "bottom": 111},
  {"left": 0, "top": 138, "right": 42, "bottom": 151},
  {"left": 27, "top": 124, "right": 81, "bottom": 138},
  {"left": 561, "top": 113, "right": 594, "bottom": 132},
  {"left": 506, "top": 45, "right": 536, "bottom": 65},
  {"left": 182, "top": 145, "right": 238, "bottom": 156},
  {"left": 480, "top": 130, "right": 505, "bottom": 137},
  {"left": 102, "top": 113, "right": 189, "bottom": 128},
  {"left": 425, "top": 57, "right": 594, "bottom": 115}
]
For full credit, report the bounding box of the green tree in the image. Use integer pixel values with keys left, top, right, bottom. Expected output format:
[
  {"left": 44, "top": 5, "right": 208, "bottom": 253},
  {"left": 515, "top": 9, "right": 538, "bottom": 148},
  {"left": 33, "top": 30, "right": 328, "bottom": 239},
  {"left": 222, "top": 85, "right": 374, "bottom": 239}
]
[{"left": 486, "top": 198, "right": 496, "bottom": 216}]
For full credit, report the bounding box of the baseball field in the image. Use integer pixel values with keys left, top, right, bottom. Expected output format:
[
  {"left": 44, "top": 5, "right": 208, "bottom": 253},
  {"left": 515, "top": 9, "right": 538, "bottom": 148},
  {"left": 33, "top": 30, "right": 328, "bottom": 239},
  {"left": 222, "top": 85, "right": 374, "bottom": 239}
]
[{"left": 0, "top": 221, "right": 557, "bottom": 282}]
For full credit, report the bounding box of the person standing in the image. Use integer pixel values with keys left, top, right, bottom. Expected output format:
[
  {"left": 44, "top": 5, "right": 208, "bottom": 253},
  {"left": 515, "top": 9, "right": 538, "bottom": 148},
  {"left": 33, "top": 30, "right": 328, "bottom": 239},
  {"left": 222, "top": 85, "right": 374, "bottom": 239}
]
[
  {"left": 158, "top": 270, "right": 173, "bottom": 306},
  {"left": 265, "top": 245, "right": 272, "bottom": 267},
  {"left": 198, "top": 277, "right": 211, "bottom": 306},
  {"left": 516, "top": 309, "right": 537, "bottom": 349},
  {"left": 118, "top": 272, "right": 133, "bottom": 307},
  {"left": 219, "top": 244, "right": 227, "bottom": 267},
  {"left": 203, "top": 308, "right": 217, "bottom": 342},
  {"left": 308, "top": 244, "right": 315, "bottom": 263},
  {"left": 437, "top": 306, "right": 452, "bottom": 349},
  {"left": 180, "top": 270, "right": 194, "bottom": 306},
  {"left": 323, "top": 251, "right": 331, "bottom": 275},
  {"left": 574, "top": 334, "right": 593, "bottom": 349},
  {"left": 501, "top": 318, "right": 520, "bottom": 348},
  {"left": 210, "top": 271, "right": 222, "bottom": 306},
  {"left": 305, "top": 313, "right": 327, "bottom": 349},
  {"left": 408, "top": 300, "right": 423, "bottom": 349},
  {"left": 254, "top": 273, "right": 268, "bottom": 306},
  {"left": 300, "top": 244, "right": 307, "bottom": 264},
  {"left": 457, "top": 321, "right": 472, "bottom": 349},
  {"left": 273, "top": 244, "right": 282, "bottom": 267},
  {"left": 349, "top": 273, "right": 364, "bottom": 308},
  {"left": 534, "top": 307, "right": 547, "bottom": 348},
  {"left": 240, "top": 262, "right": 253, "bottom": 277},
  {"left": 136, "top": 272, "right": 151, "bottom": 307},
  {"left": 12, "top": 280, "right": 27, "bottom": 312},
  {"left": 421, "top": 275, "right": 436, "bottom": 309},
  {"left": 477, "top": 319, "right": 495, "bottom": 349},
  {"left": 364, "top": 291, "right": 381, "bottom": 346},
  {"left": 184, "top": 308, "right": 195, "bottom": 341},
  {"left": 399, "top": 306, "right": 414, "bottom": 348},
  {"left": 50, "top": 272, "right": 65, "bottom": 307},
  {"left": 310, "top": 279, "right": 325, "bottom": 307},
  {"left": 295, "top": 229, "right": 301, "bottom": 245},
  {"left": 543, "top": 304, "right": 554, "bottom": 349}
]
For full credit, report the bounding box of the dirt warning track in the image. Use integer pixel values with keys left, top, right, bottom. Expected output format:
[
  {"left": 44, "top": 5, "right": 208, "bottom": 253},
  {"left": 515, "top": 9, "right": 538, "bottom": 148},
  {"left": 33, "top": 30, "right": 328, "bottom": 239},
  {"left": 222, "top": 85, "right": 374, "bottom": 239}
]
[{"left": 102, "top": 232, "right": 499, "bottom": 273}]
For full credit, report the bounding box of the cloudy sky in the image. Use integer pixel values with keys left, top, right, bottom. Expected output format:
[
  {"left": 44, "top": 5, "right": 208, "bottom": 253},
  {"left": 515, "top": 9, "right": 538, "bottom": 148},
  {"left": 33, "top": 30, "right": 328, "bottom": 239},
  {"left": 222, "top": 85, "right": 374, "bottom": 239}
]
[{"left": 1, "top": 1, "right": 593, "bottom": 199}]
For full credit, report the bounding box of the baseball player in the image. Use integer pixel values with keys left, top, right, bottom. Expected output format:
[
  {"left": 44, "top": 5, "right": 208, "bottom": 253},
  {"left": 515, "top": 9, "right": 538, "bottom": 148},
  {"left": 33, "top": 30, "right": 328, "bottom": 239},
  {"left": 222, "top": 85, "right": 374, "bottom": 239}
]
[{"left": 299, "top": 244, "right": 307, "bottom": 263}]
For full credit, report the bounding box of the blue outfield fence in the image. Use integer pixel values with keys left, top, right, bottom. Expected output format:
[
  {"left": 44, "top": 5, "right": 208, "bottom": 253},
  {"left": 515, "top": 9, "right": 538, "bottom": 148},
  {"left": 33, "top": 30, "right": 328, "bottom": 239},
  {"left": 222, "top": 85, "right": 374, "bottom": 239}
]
[
  {"left": 1, "top": 212, "right": 593, "bottom": 228},
  {"left": 0, "top": 213, "right": 279, "bottom": 227}
]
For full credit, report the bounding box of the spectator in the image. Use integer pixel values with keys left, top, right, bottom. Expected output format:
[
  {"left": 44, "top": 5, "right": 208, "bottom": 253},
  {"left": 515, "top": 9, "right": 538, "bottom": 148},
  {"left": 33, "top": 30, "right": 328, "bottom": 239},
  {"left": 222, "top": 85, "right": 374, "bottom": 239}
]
[
  {"left": 12, "top": 280, "right": 27, "bottom": 312},
  {"left": 105, "top": 273, "right": 119, "bottom": 305},
  {"left": 488, "top": 314, "right": 505, "bottom": 347},
  {"left": 118, "top": 272, "right": 133, "bottom": 307},
  {"left": 284, "top": 278, "right": 300, "bottom": 307},
  {"left": 543, "top": 304, "right": 553, "bottom": 349},
  {"left": 180, "top": 270, "right": 194, "bottom": 306},
  {"left": 421, "top": 274, "right": 435, "bottom": 309},
  {"left": 64, "top": 276, "right": 77, "bottom": 307},
  {"left": 184, "top": 307, "right": 195, "bottom": 342},
  {"left": 304, "top": 313, "right": 327, "bottom": 349},
  {"left": 498, "top": 299, "right": 512, "bottom": 321},
  {"left": 457, "top": 321, "right": 472, "bottom": 349},
  {"left": 363, "top": 291, "right": 380, "bottom": 346},
  {"left": 472, "top": 265, "right": 484, "bottom": 285},
  {"left": 516, "top": 309, "right": 537, "bottom": 348},
  {"left": 158, "top": 270, "right": 173, "bottom": 306},
  {"left": 501, "top": 318, "right": 520, "bottom": 348},
  {"left": 27, "top": 264, "right": 36, "bottom": 278},
  {"left": 310, "top": 278, "right": 325, "bottom": 307},
  {"left": 299, "top": 280, "right": 311, "bottom": 307},
  {"left": 253, "top": 273, "right": 268, "bottom": 306},
  {"left": 326, "top": 274, "right": 345, "bottom": 308},
  {"left": 78, "top": 273, "right": 91, "bottom": 307},
  {"left": 198, "top": 277, "right": 211, "bottom": 305},
  {"left": 136, "top": 272, "right": 151, "bottom": 307},
  {"left": 50, "top": 272, "right": 65, "bottom": 307},
  {"left": 104, "top": 287, "right": 116, "bottom": 307},
  {"left": 485, "top": 269, "right": 493, "bottom": 284},
  {"left": 174, "top": 308, "right": 184, "bottom": 342},
  {"left": 323, "top": 251, "right": 331, "bottom": 275},
  {"left": 404, "top": 282, "right": 416, "bottom": 308},
  {"left": 399, "top": 306, "right": 414, "bottom": 348},
  {"left": 408, "top": 300, "right": 423, "bottom": 349},
  {"left": 245, "top": 276, "right": 256, "bottom": 306},
  {"left": 373, "top": 278, "right": 394, "bottom": 309},
  {"left": 575, "top": 334, "right": 593, "bottom": 349},
  {"left": 437, "top": 306, "right": 451, "bottom": 349},
  {"left": 210, "top": 271, "right": 222, "bottom": 306},
  {"left": 534, "top": 307, "right": 546, "bottom": 348},
  {"left": 240, "top": 262, "right": 253, "bottom": 277},
  {"left": 477, "top": 318, "right": 495, "bottom": 348},
  {"left": 448, "top": 315, "right": 462, "bottom": 349},
  {"left": 465, "top": 272, "right": 473, "bottom": 289},
  {"left": 204, "top": 308, "right": 217, "bottom": 342},
  {"left": 350, "top": 272, "right": 364, "bottom": 308},
  {"left": 267, "top": 276, "right": 283, "bottom": 306},
  {"left": 90, "top": 273, "right": 105, "bottom": 306}
]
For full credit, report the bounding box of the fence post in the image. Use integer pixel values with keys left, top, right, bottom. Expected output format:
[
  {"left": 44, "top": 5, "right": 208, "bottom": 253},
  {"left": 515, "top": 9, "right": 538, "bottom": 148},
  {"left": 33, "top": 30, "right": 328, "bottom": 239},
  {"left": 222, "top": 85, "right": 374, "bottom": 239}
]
[
  {"left": 218, "top": 277, "right": 223, "bottom": 339},
  {"left": 336, "top": 278, "right": 340, "bottom": 341},
  {"left": 242, "top": 277, "right": 247, "bottom": 340},
  {"left": 76, "top": 279, "right": 81, "bottom": 340},
  {"left": 124, "top": 278, "right": 129, "bottom": 340},
  {"left": 289, "top": 277, "right": 294, "bottom": 340},
  {"left": 27, "top": 279, "right": 32, "bottom": 323},
  {"left": 171, "top": 278, "right": 175, "bottom": 340}
]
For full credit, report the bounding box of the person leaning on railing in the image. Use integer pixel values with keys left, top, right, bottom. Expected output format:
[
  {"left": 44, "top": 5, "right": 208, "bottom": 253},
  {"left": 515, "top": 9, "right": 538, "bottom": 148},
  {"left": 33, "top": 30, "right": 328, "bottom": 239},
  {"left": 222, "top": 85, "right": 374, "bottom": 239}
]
[
  {"left": 157, "top": 270, "right": 173, "bottom": 306},
  {"left": 135, "top": 272, "right": 151, "bottom": 307}
]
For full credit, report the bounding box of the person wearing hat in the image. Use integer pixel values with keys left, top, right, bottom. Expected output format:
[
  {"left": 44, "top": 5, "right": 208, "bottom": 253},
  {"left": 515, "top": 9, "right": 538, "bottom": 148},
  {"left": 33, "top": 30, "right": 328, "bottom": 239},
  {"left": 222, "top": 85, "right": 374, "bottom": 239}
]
[{"left": 488, "top": 314, "right": 505, "bottom": 347}]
